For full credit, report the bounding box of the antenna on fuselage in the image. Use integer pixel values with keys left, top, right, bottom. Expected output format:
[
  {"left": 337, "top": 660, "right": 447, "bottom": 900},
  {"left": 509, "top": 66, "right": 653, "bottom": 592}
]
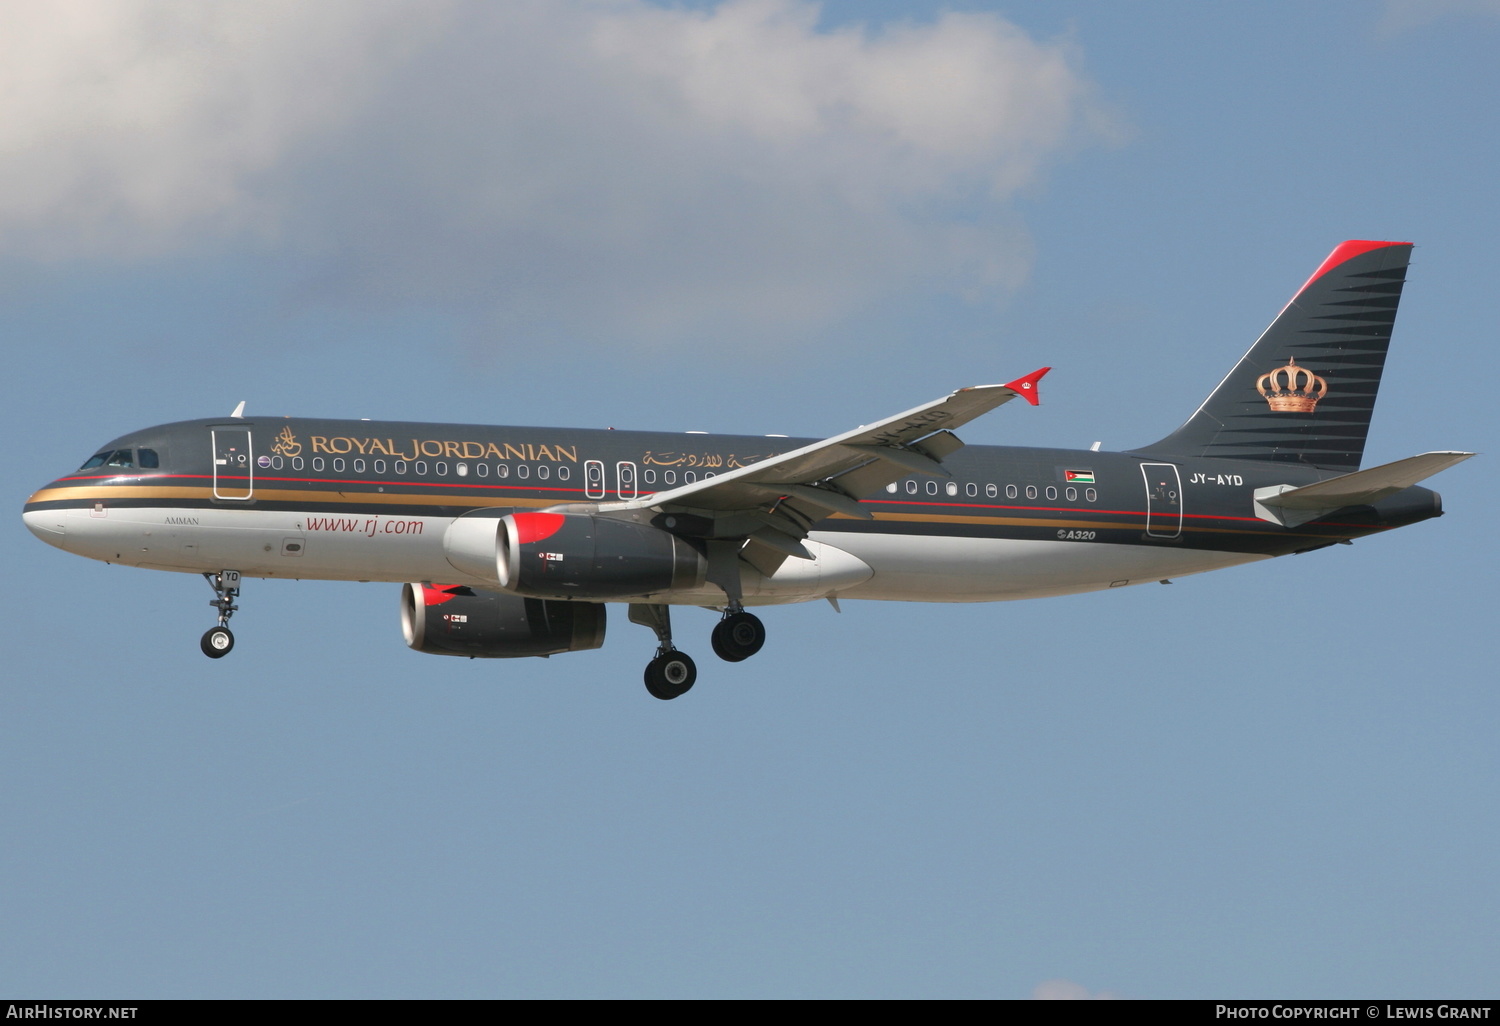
[{"left": 230, "top": 401, "right": 246, "bottom": 419}]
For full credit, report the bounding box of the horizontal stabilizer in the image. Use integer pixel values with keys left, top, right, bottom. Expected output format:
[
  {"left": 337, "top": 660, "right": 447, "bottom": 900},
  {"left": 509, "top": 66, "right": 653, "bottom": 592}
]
[{"left": 1254, "top": 451, "right": 1473, "bottom": 526}]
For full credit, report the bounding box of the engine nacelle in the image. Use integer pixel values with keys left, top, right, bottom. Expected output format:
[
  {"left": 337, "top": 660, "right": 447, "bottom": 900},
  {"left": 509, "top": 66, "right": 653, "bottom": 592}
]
[
  {"left": 401, "top": 582, "right": 606, "bottom": 658},
  {"left": 495, "top": 512, "right": 705, "bottom": 600}
]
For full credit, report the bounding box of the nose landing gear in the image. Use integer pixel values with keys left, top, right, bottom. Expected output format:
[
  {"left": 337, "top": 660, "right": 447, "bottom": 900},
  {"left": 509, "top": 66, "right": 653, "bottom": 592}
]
[{"left": 200, "top": 570, "right": 241, "bottom": 659}]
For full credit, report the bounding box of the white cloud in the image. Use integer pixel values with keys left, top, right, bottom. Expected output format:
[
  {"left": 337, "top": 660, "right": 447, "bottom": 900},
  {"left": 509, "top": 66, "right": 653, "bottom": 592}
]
[
  {"left": 0, "top": 1, "right": 1111, "bottom": 344},
  {"left": 0, "top": 0, "right": 441, "bottom": 257}
]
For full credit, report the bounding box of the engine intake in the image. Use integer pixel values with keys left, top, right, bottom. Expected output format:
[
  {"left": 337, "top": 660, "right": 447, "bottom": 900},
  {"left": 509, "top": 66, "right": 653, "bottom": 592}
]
[
  {"left": 496, "top": 512, "right": 705, "bottom": 600},
  {"left": 401, "top": 582, "right": 606, "bottom": 658}
]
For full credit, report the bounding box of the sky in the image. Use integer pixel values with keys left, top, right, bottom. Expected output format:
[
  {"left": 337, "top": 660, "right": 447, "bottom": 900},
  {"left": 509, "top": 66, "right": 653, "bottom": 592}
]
[{"left": 3, "top": 0, "right": 1496, "bottom": 1000}]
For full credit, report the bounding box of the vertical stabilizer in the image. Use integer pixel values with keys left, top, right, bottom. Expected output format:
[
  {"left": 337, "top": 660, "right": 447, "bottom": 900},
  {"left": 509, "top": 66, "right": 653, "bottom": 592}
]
[{"left": 1134, "top": 240, "right": 1413, "bottom": 472}]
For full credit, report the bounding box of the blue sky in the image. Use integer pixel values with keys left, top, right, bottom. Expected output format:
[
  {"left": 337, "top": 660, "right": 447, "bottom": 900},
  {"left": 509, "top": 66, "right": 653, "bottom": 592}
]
[{"left": 3, "top": 1, "right": 1496, "bottom": 999}]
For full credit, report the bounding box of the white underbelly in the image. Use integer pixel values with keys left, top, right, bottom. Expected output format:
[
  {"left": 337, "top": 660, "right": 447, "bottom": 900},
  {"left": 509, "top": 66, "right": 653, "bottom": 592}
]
[
  {"left": 823, "top": 532, "right": 1267, "bottom": 602},
  {"left": 48, "top": 509, "right": 1269, "bottom": 603}
]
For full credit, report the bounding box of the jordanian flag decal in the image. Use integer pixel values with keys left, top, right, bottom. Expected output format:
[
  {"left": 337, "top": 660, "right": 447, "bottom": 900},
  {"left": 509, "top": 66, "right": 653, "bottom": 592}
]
[{"left": 1064, "top": 470, "right": 1095, "bottom": 483}]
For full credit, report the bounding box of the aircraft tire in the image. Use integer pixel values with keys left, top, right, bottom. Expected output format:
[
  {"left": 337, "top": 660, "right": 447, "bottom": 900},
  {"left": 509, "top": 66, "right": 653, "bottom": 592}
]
[
  {"left": 645, "top": 651, "right": 696, "bottom": 700},
  {"left": 711, "top": 612, "right": 765, "bottom": 663},
  {"left": 201, "top": 626, "right": 235, "bottom": 659}
]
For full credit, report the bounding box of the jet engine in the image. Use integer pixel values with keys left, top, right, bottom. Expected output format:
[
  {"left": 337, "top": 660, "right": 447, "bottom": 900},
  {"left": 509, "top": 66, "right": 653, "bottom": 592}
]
[
  {"left": 401, "top": 582, "right": 606, "bottom": 658},
  {"left": 442, "top": 511, "right": 706, "bottom": 600}
]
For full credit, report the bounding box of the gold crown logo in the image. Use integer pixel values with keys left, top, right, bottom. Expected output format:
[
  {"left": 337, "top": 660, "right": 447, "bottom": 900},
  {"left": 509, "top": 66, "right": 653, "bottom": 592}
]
[{"left": 1257, "top": 357, "right": 1327, "bottom": 413}]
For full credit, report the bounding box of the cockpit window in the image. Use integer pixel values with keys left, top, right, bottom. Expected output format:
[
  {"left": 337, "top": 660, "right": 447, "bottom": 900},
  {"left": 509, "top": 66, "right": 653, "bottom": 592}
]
[
  {"left": 79, "top": 449, "right": 138, "bottom": 470},
  {"left": 138, "top": 449, "right": 159, "bottom": 469}
]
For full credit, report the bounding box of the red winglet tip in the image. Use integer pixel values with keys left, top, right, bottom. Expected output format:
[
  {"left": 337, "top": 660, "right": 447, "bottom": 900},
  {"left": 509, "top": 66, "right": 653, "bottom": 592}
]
[{"left": 1003, "top": 367, "right": 1050, "bottom": 406}]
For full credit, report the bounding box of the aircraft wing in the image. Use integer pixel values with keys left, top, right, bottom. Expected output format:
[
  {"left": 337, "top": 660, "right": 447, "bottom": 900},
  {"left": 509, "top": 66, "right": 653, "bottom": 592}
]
[{"left": 585, "top": 368, "right": 1049, "bottom": 575}]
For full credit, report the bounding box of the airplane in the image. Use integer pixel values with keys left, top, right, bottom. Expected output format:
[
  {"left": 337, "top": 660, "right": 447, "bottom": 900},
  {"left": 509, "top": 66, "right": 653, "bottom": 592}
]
[{"left": 22, "top": 240, "right": 1472, "bottom": 699}]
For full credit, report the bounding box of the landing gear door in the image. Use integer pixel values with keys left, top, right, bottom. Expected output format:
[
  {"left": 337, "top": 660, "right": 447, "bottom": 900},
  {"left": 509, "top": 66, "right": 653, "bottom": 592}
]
[
  {"left": 211, "top": 428, "right": 254, "bottom": 500},
  {"left": 1140, "top": 462, "right": 1182, "bottom": 538}
]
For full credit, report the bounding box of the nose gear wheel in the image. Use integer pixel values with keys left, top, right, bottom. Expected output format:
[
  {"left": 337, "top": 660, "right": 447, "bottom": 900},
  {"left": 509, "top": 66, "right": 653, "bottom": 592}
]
[{"left": 201, "top": 626, "right": 234, "bottom": 658}]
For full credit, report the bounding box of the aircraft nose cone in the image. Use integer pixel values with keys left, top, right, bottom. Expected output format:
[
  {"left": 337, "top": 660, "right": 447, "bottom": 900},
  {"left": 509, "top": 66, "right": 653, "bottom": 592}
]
[{"left": 22, "top": 507, "right": 67, "bottom": 546}]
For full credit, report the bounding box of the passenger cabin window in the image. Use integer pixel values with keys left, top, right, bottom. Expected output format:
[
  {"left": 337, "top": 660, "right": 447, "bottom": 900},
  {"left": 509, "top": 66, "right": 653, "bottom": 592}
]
[
  {"left": 557, "top": 466, "right": 571, "bottom": 481},
  {"left": 312, "top": 457, "right": 325, "bottom": 471}
]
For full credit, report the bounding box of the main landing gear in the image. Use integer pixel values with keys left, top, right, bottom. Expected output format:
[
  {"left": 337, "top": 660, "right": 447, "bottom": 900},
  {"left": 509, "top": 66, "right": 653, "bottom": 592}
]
[
  {"left": 200, "top": 570, "right": 241, "bottom": 659},
  {"left": 711, "top": 610, "right": 766, "bottom": 663},
  {"left": 629, "top": 603, "right": 766, "bottom": 699},
  {"left": 629, "top": 604, "right": 697, "bottom": 700}
]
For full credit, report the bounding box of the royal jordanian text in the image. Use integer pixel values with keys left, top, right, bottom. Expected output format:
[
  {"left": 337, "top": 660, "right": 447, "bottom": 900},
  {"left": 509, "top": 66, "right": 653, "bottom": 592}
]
[{"left": 308, "top": 437, "right": 578, "bottom": 462}]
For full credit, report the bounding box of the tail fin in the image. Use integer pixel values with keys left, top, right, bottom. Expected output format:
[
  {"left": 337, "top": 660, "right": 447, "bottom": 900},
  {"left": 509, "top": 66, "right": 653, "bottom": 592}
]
[{"left": 1135, "top": 240, "right": 1413, "bottom": 472}]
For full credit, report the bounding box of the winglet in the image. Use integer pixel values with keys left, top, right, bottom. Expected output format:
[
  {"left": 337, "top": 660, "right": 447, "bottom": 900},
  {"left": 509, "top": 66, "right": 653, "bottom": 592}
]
[{"left": 1002, "top": 367, "right": 1050, "bottom": 406}]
